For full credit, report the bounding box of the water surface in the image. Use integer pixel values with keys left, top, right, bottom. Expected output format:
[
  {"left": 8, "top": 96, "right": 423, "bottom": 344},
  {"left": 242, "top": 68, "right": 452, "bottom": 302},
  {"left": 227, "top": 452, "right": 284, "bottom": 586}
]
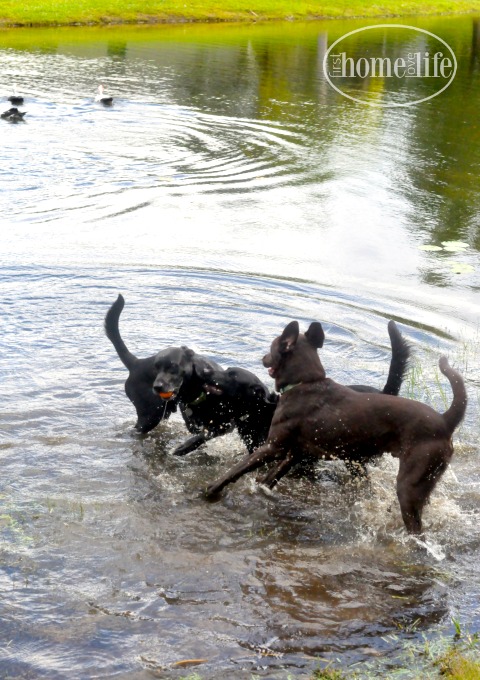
[{"left": 1, "top": 16, "right": 479, "bottom": 679}]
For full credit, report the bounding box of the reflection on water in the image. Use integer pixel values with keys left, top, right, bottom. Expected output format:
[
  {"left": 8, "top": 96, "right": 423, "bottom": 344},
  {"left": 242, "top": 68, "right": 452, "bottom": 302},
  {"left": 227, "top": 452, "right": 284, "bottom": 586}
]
[
  {"left": 0, "top": 15, "right": 479, "bottom": 679},
  {"left": 1, "top": 21, "right": 480, "bottom": 314}
]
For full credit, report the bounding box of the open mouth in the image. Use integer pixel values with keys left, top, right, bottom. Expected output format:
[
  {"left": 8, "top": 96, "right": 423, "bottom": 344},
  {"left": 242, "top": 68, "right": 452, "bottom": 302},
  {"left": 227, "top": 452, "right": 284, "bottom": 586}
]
[{"left": 268, "top": 367, "right": 276, "bottom": 378}]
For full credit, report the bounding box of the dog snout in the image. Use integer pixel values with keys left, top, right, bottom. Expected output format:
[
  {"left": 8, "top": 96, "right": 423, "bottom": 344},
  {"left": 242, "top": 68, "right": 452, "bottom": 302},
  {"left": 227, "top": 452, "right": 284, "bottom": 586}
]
[
  {"left": 262, "top": 353, "right": 272, "bottom": 368},
  {"left": 153, "top": 377, "right": 176, "bottom": 400}
]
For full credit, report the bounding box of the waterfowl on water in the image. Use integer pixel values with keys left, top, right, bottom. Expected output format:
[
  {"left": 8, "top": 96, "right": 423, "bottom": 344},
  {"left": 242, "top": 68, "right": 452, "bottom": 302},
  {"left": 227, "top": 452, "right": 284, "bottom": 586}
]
[
  {"left": 95, "top": 84, "right": 113, "bottom": 106},
  {"left": 1, "top": 107, "right": 26, "bottom": 122},
  {"left": 8, "top": 84, "right": 24, "bottom": 106}
]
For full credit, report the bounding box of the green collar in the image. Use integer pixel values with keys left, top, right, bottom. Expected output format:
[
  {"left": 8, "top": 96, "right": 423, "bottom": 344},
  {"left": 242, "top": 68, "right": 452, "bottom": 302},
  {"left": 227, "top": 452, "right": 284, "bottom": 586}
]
[
  {"left": 279, "top": 382, "right": 302, "bottom": 395},
  {"left": 188, "top": 392, "right": 207, "bottom": 407}
]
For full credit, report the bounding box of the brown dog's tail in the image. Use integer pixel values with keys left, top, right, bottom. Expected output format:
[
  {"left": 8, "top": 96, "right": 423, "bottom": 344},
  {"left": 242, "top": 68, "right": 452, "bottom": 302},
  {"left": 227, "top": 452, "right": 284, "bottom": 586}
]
[
  {"left": 382, "top": 320, "right": 411, "bottom": 395},
  {"left": 439, "top": 356, "right": 467, "bottom": 434},
  {"left": 104, "top": 294, "right": 138, "bottom": 370}
]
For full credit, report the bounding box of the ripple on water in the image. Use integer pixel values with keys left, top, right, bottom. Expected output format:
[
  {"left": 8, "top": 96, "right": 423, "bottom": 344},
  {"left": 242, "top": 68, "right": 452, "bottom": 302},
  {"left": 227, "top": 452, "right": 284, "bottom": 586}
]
[{"left": 1, "top": 22, "right": 480, "bottom": 677}]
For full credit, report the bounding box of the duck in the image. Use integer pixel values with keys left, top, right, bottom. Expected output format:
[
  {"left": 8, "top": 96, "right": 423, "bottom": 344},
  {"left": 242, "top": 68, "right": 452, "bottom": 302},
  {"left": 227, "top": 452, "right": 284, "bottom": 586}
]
[
  {"left": 95, "top": 84, "right": 113, "bottom": 106},
  {"left": 8, "top": 84, "right": 24, "bottom": 106},
  {"left": 1, "top": 107, "right": 26, "bottom": 122}
]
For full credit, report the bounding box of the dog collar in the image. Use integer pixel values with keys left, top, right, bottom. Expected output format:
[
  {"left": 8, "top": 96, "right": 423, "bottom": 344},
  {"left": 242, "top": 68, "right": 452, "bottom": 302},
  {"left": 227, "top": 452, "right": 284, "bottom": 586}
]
[
  {"left": 279, "top": 382, "right": 302, "bottom": 394},
  {"left": 188, "top": 392, "right": 207, "bottom": 407}
]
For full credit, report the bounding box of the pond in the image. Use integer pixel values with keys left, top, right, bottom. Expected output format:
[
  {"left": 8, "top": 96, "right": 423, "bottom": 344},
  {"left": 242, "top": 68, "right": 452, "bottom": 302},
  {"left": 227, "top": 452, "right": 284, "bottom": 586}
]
[{"left": 0, "top": 15, "right": 479, "bottom": 679}]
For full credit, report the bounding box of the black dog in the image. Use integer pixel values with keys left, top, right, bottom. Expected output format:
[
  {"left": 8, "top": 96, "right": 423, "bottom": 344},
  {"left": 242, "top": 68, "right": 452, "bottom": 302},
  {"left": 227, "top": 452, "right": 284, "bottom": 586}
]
[
  {"left": 205, "top": 321, "right": 466, "bottom": 535},
  {"left": 106, "top": 295, "right": 410, "bottom": 460},
  {"left": 152, "top": 346, "right": 233, "bottom": 455},
  {"left": 105, "top": 295, "right": 230, "bottom": 451},
  {"left": 202, "top": 367, "right": 278, "bottom": 453},
  {"left": 105, "top": 294, "right": 177, "bottom": 433},
  {"left": 201, "top": 320, "right": 411, "bottom": 457}
]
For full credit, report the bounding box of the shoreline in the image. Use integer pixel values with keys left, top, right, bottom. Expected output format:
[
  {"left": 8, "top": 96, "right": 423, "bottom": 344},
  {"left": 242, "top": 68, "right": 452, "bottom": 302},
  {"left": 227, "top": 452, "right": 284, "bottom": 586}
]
[{"left": 1, "top": 2, "right": 480, "bottom": 29}]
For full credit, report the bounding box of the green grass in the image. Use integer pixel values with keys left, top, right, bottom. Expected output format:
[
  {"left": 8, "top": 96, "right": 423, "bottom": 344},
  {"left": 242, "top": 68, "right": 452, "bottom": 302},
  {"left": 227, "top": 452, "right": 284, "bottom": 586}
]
[
  {"left": 174, "top": 623, "right": 480, "bottom": 679},
  {"left": 173, "top": 622, "right": 480, "bottom": 679},
  {"left": 1, "top": 0, "right": 480, "bottom": 27},
  {"left": 436, "top": 649, "right": 480, "bottom": 679},
  {"left": 311, "top": 669, "right": 349, "bottom": 679},
  {"left": 433, "top": 623, "right": 480, "bottom": 680},
  {"left": 312, "top": 622, "right": 480, "bottom": 680}
]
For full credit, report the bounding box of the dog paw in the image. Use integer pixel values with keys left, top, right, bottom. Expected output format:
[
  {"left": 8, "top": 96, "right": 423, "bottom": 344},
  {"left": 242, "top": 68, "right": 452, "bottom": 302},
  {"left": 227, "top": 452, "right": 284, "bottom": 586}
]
[
  {"left": 256, "top": 473, "right": 275, "bottom": 487},
  {"left": 257, "top": 482, "right": 275, "bottom": 497}
]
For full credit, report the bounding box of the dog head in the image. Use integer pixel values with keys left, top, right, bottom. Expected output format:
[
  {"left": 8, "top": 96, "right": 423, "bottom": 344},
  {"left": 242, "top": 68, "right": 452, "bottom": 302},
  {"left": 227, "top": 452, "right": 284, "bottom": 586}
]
[
  {"left": 152, "top": 346, "right": 196, "bottom": 401},
  {"left": 203, "top": 366, "right": 273, "bottom": 404},
  {"left": 263, "top": 320, "right": 326, "bottom": 391}
]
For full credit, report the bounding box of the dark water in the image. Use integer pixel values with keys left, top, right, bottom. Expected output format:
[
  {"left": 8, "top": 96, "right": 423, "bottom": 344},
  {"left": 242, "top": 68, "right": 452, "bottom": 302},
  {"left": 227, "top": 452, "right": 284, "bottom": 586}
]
[{"left": 1, "top": 16, "right": 479, "bottom": 679}]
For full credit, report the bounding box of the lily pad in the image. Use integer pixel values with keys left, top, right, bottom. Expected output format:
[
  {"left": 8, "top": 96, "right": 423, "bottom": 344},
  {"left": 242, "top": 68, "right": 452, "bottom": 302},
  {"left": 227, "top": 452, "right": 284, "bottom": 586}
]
[
  {"left": 450, "top": 262, "right": 475, "bottom": 274},
  {"left": 419, "top": 245, "right": 442, "bottom": 251},
  {"left": 441, "top": 240, "right": 469, "bottom": 252}
]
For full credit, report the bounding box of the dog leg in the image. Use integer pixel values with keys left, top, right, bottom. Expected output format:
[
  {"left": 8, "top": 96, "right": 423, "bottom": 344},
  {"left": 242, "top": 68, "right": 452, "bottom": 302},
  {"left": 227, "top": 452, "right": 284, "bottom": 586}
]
[
  {"left": 205, "top": 443, "right": 282, "bottom": 497},
  {"left": 173, "top": 433, "right": 208, "bottom": 456},
  {"left": 396, "top": 443, "right": 451, "bottom": 534},
  {"left": 257, "top": 452, "right": 296, "bottom": 488},
  {"left": 135, "top": 404, "right": 172, "bottom": 434},
  {"left": 173, "top": 424, "right": 235, "bottom": 456}
]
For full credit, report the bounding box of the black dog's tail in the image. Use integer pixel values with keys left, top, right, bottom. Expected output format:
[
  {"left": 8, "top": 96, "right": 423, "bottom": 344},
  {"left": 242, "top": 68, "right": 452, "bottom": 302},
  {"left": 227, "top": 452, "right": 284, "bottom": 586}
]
[
  {"left": 104, "top": 294, "right": 138, "bottom": 370},
  {"left": 382, "top": 320, "right": 411, "bottom": 395},
  {"left": 439, "top": 357, "right": 467, "bottom": 434}
]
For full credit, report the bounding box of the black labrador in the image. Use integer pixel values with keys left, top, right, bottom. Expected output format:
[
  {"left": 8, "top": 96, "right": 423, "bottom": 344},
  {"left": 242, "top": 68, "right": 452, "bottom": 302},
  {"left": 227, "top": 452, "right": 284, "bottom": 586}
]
[
  {"left": 105, "top": 294, "right": 176, "bottom": 433},
  {"left": 105, "top": 294, "right": 225, "bottom": 447},
  {"left": 152, "top": 346, "right": 234, "bottom": 455}
]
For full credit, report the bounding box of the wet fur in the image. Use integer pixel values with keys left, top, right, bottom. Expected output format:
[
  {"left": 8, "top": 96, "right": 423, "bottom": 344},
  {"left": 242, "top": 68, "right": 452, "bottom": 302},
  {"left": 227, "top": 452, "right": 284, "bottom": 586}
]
[
  {"left": 152, "top": 345, "right": 233, "bottom": 455},
  {"left": 104, "top": 295, "right": 227, "bottom": 449},
  {"left": 202, "top": 320, "right": 411, "bottom": 456},
  {"left": 206, "top": 321, "right": 467, "bottom": 535},
  {"left": 104, "top": 294, "right": 176, "bottom": 433}
]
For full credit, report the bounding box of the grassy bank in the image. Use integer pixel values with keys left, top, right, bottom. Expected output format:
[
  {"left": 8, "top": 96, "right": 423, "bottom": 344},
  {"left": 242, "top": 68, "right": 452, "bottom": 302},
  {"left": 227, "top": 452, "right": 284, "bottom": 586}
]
[{"left": 1, "top": 0, "right": 480, "bottom": 27}]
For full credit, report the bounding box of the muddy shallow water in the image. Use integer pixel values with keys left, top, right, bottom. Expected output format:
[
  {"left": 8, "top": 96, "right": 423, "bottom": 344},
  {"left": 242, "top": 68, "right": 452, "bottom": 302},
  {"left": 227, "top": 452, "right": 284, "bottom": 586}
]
[{"left": 1, "top": 16, "right": 480, "bottom": 679}]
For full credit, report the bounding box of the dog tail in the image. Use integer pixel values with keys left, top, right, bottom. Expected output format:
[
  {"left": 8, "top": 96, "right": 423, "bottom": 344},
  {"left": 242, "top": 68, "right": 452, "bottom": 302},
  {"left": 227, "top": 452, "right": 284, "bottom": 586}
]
[
  {"left": 439, "top": 357, "right": 467, "bottom": 434},
  {"left": 382, "top": 320, "right": 411, "bottom": 395},
  {"left": 104, "top": 294, "right": 138, "bottom": 370}
]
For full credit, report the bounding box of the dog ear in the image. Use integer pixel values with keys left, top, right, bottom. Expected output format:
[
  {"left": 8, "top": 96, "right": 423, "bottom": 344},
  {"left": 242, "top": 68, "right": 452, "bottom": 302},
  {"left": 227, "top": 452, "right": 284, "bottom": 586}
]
[
  {"left": 279, "top": 321, "right": 299, "bottom": 353},
  {"left": 305, "top": 322, "right": 324, "bottom": 348},
  {"left": 191, "top": 355, "right": 216, "bottom": 379},
  {"left": 181, "top": 346, "right": 195, "bottom": 361},
  {"left": 252, "top": 384, "right": 269, "bottom": 400}
]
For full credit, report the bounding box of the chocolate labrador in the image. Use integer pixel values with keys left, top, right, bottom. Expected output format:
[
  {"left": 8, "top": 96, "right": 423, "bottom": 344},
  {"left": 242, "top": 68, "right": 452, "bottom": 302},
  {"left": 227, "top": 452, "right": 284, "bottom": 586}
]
[
  {"left": 201, "top": 320, "right": 410, "bottom": 456},
  {"left": 205, "top": 320, "right": 467, "bottom": 535}
]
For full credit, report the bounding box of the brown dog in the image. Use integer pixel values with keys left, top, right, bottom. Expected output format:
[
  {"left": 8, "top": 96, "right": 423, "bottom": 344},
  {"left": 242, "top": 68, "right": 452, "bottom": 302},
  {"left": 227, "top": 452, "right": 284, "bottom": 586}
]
[{"left": 205, "top": 321, "right": 467, "bottom": 535}]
